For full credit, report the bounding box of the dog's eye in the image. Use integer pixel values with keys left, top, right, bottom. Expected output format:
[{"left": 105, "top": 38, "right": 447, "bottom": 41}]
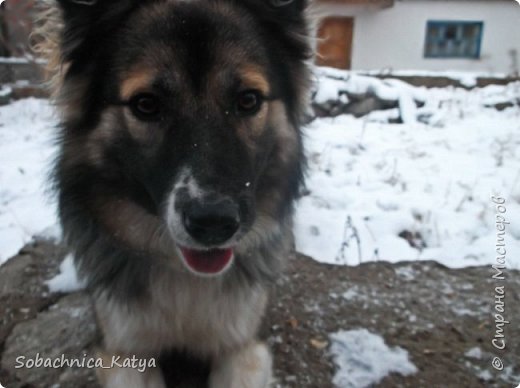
[
  {"left": 129, "top": 94, "right": 161, "bottom": 121},
  {"left": 236, "top": 90, "right": 263, "bottom": 116}
]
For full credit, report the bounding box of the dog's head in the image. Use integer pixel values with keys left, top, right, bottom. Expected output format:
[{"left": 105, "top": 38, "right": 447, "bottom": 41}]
[{"left": 47, "top": 0, "right": 310, "bottom": 279}]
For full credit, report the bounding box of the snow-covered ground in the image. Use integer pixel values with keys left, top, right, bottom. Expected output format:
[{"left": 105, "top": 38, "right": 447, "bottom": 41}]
[
  {"left": 296, "top": 74, "right": 520, "bottom": 269},
  {"left": 1, "top": 74, "right": 519, "bottom": 271},
  {"left": 0, "top": 98, "right": 58, "bottom": 263}
]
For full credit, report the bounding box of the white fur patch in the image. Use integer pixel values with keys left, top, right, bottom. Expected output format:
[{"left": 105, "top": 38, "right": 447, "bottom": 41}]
[
  {"left": 165, "top": 168, "right": 206, "bottom": 248},
  {"left": 209, "top": 342, "right": 273, "bottom": 388}
]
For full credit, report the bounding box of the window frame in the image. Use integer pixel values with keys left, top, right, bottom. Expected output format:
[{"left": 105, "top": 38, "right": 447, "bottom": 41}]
[{"left": 424, "top": 20, "right": 484, "bottom": 60}]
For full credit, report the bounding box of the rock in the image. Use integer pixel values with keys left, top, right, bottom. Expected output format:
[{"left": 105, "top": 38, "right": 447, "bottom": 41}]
[
  {"left": 0, "top": 242, "right": 66, "bottom": 347},
  {"left": 345, "top": 96, "right": 388, "bottom": 118},
  {"left": 2, "top": 293, "right": 99, "bottom": 388},
  {"left": 484, "top": 101, "right": 516, "bottom": 111}
]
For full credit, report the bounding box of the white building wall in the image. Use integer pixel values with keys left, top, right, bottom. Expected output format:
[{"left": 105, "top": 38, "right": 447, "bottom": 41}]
[{"left": 313, "top": 0, "right": 520, "bottom": 74}]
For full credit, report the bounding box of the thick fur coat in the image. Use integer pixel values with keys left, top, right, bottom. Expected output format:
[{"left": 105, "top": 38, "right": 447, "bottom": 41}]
[{"left": 35, "top": 0, "right": 311, "bottom": 386}]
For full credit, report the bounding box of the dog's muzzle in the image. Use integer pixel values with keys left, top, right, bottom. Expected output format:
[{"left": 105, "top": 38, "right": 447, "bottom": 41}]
[
  {"left": 183, "top": 199, "right": 240, "bottom": 246},
  {"left": 166, "top": 171, "right": 248, "bottom": 276}
]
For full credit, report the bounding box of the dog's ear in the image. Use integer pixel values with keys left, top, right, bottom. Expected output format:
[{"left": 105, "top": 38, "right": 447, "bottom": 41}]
[
  {"left": 56, "top": 0, "right": 137, "bottom": 63},
  {"left": 243, "top": 0, "right": 309, "bottom": 58},
  {"left": 56, "top": 0, "right": 97, "bottom": 61},
  {"left": 262, "top": 0, "right": 307, "bottom": 26},
  {"left": 268, "top": 0, "right": 306, "bottom": 15},
  {"left": 240, "top": 0, "right": 307, "bottom": 27}
]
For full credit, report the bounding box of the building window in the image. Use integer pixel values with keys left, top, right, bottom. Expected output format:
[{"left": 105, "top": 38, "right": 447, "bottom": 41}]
[{"left": 424, "top": 21, "right": 483, "bottom": 59}]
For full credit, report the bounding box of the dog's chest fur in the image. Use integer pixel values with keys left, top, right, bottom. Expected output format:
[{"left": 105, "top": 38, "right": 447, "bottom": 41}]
[{"left": 95, "top": 265, "right": 268, "bottom": 358}]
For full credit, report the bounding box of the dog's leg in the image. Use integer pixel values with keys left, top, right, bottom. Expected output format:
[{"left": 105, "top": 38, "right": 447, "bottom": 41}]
[
  {"left": 96, "top": 350, "right": 166, "bottom": 388},
  {"left": 209, "top": 341, "right": 272, "bottom": 388}
]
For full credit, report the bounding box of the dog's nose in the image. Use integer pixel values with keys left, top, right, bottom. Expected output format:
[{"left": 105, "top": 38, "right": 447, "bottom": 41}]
[{"left": 183, "top": 200, "right": 240, "bottom": 245}]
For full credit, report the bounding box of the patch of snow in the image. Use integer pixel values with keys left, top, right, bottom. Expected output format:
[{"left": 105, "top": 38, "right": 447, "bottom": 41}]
[
  {"left": 366, "top": 108, "right": 400, "bottom": 123},
  {"left": 382, "top": 78, "right": 427, "bottom": 103},
  {"left": 0, "top": 56, "right": 44, "bottom": 64},
  {"left": 314, "top": 69, "right": 401, "bottom": 102},
  {"left": 314, "top": 77, "right": 348, "bottom": 104},
  {"left": 464, "top": 347, "right": 483, "bottom": 359},
  {"left": 398, "top": 89, "right": 417, "bottom": 124},
  {"left": 342, "top": 287, "right": 360, "bottom": 301},
  {"left": 394, "top": 266, "right": 417, "bottom": 281},
  {"left": 67, "top": 306, "right": 87, "bottom": 319},
  {"left": 453, "top": 307, "right": 480, "bottom": 317},
  {"left": 457, "top": 74, "right": 478, "bottom": 88},
  {"left": 38, "top": 223, "right": 63, "bottom": 241},
  {"left": 46, "top": 254, "right": 85, "bottom": 293},
  {"left": 477, "top": 369, "right": 492, "bottom": 381},
  {"left": 330, "top": 329, "right": 417, "bottom": 388},
  {"left": 0, "top": 86, "right": 12, "bottom": 97},
  {"left": 0, "top": 99, "right": 59, "bottom": 263}
]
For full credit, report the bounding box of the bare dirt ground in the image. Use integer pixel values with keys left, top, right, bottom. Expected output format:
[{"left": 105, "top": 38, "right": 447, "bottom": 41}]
[{"left": 0, "top": 240, "right": 518, "bottom": 388}]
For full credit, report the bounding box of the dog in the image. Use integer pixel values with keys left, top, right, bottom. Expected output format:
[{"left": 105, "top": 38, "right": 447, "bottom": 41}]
[{"left": 35, "top": 0, "right": 310, "bottom": 386}]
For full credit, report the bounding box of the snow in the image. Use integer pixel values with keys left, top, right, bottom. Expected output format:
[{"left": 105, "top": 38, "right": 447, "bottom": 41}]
[
  {"left": 0, "top": 86, "right": 12, "bottom": 98},
  {"left": 397, "top": 89, "right": 416, "bottom": 124},
  {"left": 329, "top": 329, "right": 417, "bottom": 388},
  {"left": 296, "top": 77, "right": 520, "bottom": 269},
  {"left": 314, "top": 77, "right": 349, "bottom": 105},
  {"left": 0, "top": 56, "right": 45, "bottom": 64},
  {"left": 46, "top": 254, "right": 85, "bottom": 293},
  {"left": 0, "top": 98, "right": 59, "bottom": 263},
  {"left": 464, "top": 347, "right": 483, "bottom": 360},
  {"left": 312, "top": 67, "right": 428, "bottom": 123}
]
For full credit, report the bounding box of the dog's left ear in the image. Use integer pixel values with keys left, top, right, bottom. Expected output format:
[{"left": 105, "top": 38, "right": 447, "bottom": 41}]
[
  {"left": 241, "top": 0, "right": 307, "bottom": 27},
  {"left": 56, "top": 0, "right": 138, "bottom": 64},
  {"left": 268, "top": 0, "right": 305, "bottom": 12},
  {"left": 265, "top": 0, "right": 307, "bottom": 23}
]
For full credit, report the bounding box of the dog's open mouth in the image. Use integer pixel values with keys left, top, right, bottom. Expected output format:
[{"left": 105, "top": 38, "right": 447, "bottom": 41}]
[{"left": 179, "top": 246, "right": 234, "bottom": 275}]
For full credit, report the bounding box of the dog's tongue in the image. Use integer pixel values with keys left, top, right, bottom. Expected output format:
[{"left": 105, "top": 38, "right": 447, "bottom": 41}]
[{"left": 180, "top": 247, "right": 233, "bottom": 274}]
